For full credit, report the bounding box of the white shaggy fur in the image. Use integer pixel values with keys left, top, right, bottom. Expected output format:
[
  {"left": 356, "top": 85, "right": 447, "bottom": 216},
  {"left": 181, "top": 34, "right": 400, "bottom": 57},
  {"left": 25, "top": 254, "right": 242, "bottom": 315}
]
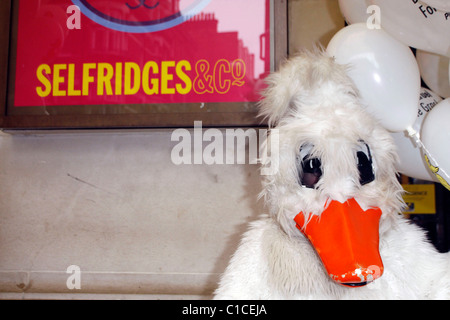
[{"left": 214, "top": 51, "right": 450, "bottom": 299}]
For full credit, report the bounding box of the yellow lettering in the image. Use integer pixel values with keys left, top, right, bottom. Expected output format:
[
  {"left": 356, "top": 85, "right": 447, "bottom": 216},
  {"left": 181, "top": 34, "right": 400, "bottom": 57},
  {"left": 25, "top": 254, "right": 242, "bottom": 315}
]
[
  {"left": 67, "top": 64, "right": 81, "bottom": 96},
  {"left": 115, "top": 62, "right": 123, "bottom": 95},
  {"left": 97, "top": 63, "right": 114, "bottom": 95},
  {"left": 214, "top": 59, "right": 231, "bottom": 94},
  {"left": 161, "top": 61, "right": 175, "bottom": 94},
  {"left": 142, "top": 61, "right": 159, "bottom": 95},
  {"left": 36, "top": 64, "right": 51, "bottom": 97},
  {"left": 176, "top": 60, "right": 192, "bottom": 95},
  {"left": 82, "top": 63, "right": 96, "bottom": 96},
  {"left": 124, "top": 62, "right": 140, "bottom": 95},
  {"left": 35, "top": 60, "right": 195, "bottom": 99},
  {"left": 53, "top": 64, "right": 66, "bottom": 96},
  {"left": 231, "top": 59, "right": 246, "bottom": 86}
]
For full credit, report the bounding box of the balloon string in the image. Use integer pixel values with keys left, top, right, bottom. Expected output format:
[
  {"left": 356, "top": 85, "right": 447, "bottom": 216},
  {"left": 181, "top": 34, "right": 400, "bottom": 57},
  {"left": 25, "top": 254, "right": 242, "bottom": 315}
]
[
  {"left": 406, "top": 126, "right": 422, "bottom": 148},
  {"left": 406, "top": 126, "right": 450, "bottom": 191}
]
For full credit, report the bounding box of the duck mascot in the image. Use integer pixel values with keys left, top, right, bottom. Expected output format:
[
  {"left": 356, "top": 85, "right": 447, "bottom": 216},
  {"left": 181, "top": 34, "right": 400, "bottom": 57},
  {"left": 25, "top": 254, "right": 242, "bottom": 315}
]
[{"left": 214, "top": 51, "right": 450, "bottom": 299}]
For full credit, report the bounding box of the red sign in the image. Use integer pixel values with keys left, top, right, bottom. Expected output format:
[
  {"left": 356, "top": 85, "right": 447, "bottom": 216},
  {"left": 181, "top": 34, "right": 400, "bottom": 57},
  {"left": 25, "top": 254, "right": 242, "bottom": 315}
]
[{"left": 14, "top": 0, "right": 271, "bottom": 107}]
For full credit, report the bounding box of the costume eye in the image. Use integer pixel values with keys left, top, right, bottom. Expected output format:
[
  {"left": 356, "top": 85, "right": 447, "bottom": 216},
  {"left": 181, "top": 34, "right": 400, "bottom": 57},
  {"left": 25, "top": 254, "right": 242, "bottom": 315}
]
[
  {"left": 298, "top": 144, "right": 322, "bottom": 189},
  {"left": 301, "top": 157, "right": 322, "bottom": 189},
  {"left": 357, "top": 141, "right": 375, "bottom": 185}
]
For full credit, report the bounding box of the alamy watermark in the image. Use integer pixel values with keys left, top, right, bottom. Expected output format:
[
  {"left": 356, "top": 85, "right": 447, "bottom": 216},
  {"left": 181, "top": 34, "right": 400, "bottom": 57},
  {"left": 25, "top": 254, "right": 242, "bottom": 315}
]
[
  {"left": 366, "top": 5, "right": 381, "bottom": 29},
  {"left": 66, "top": 5, "right": 82, "bottom": 30},
  {"left": 66, "top": 265, "right": 81, "bottom": 290},
  {"left": 170, "top": 121, "right": 279, "bottom": 176}
]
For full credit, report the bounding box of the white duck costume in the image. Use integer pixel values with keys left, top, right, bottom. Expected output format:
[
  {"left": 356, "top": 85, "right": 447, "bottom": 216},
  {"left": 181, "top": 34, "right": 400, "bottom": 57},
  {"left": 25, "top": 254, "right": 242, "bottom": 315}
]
[{"left": 214, "top": 52, "right": 450, "bottom": 299}]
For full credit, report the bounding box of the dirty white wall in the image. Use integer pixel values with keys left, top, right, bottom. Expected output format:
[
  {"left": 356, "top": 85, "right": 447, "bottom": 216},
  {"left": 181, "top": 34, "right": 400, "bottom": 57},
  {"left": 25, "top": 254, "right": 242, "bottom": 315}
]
[
  {"left": 0, "top": 130, "right": 264, "bottom": 298},
  {"left": 0, "top": 0, "right": 345, "bottom": 299}
]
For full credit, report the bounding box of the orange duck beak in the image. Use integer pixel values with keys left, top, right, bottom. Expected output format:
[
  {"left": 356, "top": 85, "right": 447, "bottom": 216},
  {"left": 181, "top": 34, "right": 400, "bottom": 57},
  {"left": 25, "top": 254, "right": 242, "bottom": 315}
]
[{"left": 294, "top": 198, "right": 383, "bottom": 287}]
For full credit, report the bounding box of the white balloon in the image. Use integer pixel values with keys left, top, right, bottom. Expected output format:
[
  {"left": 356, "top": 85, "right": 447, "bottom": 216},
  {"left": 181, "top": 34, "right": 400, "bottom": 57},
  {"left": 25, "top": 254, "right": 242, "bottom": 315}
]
[
  {"left": 414, "top": 88, "right": 443, "bottom": 136},
  {"left": 370, "top": 0, "right": 450, "bottom": 57},
  {"left": 338, "top": 0, "right": 370, "bottom": 24},
  {"left": 327, "top": 23, "right": 420, "bottom": 132},
  {"left": 416, "top": 50, "right": 450, "bottom": 98},
  {"left": 421, "top": 98, "right": 450, "bottom": 190},
  {"left": 391, "top": 88, "right": 442, "bottom": 181}
]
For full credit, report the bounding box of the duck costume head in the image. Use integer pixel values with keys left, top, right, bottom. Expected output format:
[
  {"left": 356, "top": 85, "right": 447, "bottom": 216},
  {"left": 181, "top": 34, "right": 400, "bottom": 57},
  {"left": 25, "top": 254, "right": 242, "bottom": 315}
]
[{"left": 258, "top": 51, "right": 404, "bottom": 287}]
